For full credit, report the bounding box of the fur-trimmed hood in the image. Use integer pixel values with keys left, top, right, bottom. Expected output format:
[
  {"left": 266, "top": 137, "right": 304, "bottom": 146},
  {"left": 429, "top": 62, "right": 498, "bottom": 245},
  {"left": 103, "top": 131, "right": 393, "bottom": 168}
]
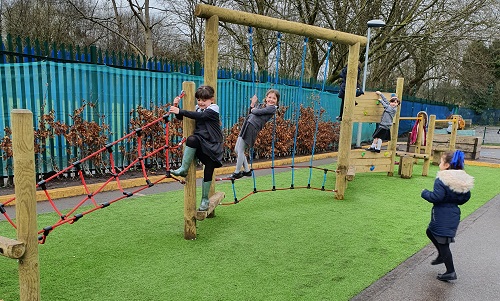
[{"left": 436, "top": 170, "right": 474, "bottom": 194}]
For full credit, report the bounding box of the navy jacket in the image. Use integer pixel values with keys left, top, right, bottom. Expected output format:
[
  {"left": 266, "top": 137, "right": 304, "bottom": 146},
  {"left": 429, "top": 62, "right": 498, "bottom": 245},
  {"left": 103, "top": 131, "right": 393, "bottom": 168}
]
[
  {"left": 338, "top": 66, "right": 363, "bottom": 99},
  {"left": 421, "top": 170, "right": 474, "bottom": 238}
]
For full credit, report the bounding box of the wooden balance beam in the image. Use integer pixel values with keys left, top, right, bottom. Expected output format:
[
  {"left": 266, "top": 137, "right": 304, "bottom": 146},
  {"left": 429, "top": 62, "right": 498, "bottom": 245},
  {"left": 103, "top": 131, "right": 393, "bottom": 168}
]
[{"left": 196, "top": 191, "right": 225, "bottom": 221}]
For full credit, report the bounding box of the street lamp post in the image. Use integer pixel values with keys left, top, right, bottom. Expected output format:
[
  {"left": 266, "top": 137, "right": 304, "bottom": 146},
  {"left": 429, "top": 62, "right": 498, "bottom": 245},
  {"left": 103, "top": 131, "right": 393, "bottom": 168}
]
[{"left": 356, "top": 19, "right": 385, "bottom": 147}]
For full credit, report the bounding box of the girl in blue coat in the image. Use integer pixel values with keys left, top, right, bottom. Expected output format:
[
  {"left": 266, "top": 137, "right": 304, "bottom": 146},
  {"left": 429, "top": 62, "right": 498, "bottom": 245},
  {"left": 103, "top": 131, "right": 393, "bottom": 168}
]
[{"left": 421, "top": 150, "right": 474, "bottom": 281}]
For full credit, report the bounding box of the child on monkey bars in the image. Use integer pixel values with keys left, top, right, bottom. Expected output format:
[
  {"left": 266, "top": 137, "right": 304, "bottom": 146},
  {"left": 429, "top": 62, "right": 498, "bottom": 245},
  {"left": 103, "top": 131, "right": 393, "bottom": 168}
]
[{"left": 366, "top": 91, "right": 400, "bottom": 153}]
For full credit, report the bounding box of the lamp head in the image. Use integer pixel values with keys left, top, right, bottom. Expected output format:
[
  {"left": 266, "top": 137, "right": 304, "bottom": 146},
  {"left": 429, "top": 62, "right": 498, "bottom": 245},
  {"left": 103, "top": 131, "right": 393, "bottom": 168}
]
[{"left": 367, "top": 20, "right": 386, "bottom": 28}]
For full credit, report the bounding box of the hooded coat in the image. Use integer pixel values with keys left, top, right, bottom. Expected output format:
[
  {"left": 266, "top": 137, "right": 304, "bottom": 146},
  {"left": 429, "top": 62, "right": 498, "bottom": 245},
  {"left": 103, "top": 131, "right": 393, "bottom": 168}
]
[{"left": 421, "top": 169, "right": 474, "bottom": 238}]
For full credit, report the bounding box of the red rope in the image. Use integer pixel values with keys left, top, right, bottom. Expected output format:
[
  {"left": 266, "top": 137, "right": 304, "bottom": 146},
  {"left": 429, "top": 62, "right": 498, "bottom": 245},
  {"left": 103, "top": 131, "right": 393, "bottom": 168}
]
[{"left": 0, "top": 112, "right": 188, "bottom": 244}]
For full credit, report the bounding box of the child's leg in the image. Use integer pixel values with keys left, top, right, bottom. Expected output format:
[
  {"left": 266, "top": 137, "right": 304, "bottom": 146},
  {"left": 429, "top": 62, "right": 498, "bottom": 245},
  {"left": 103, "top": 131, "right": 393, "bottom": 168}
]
[
  {"left": 171, "top": 136, "right": 198, "bottom": 177},
  {"left": 376, "top": 138, "right": 383, "bottom": 150},
  {"left": 426, "top": 229, "right": 442, "bottom": 260},
  {"left": 437, "top": 242, "right": 455, "bottom": 274},
  {"left": 234, "top": 137, "right": 249, "bottom": 173},
  {"left": 199, "top": 155, "right": 217, "bottom": 211}
]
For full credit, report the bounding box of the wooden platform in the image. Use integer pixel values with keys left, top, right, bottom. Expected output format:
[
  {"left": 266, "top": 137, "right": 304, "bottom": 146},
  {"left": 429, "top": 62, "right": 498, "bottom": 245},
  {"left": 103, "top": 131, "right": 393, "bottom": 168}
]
[{"left": 196, "top": 191, "right": 225, "bottom": 221}]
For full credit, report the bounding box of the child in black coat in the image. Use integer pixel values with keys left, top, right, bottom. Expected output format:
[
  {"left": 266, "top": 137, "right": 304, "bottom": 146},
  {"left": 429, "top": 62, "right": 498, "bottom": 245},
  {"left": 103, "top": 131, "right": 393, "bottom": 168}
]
[
  {"left": 421, "top": 150, "right": 474, "bottom": 281},
  {"left": 169, "top": 85, "right": 223, "bottom": 211}
]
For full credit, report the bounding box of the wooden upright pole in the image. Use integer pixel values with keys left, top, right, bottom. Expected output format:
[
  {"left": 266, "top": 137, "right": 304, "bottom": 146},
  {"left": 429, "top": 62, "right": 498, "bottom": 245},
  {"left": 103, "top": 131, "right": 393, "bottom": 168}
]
[
  {"left": 388, "top": 78, "right": 404, "bottom": 176},
  {"left": 449, "top": 116, "right": 458, "bottom": 150},
  {"left": 182, "top": 82, "right": 197, "bottom": 240},
  {"left": 335, "top": 42, "right": 361, "bottom": 200},
  {"left": 422, "top": 114, "right": 436, "bottom": 176},
  {"left": 204, "top": 15, "right": 219, "bottom": 199},
  {"left": 11, "top": 109, "right": 40, "bottom": 301},
  {"left": 204, "top": 15, "right": 219, "bottom": 96}
]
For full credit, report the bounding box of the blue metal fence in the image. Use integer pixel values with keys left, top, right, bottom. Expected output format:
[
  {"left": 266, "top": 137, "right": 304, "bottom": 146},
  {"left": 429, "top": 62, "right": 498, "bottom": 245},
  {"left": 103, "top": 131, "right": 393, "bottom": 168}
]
[
  {"left": 0, "top": 60, "right": 469, "bottom": 178},
  {"left": 0, "top": 61, "right": 352, "bottom": 177}
]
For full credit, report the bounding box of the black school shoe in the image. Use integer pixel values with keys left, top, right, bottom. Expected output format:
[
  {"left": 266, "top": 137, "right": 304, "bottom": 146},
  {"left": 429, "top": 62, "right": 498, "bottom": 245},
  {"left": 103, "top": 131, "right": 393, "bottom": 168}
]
[
  {"left": 370, "top": 148, "right": 381, "bottom": 153},
  {"left": 231, "top": 172, "right": 243, "bottom": 179},
  {"left": 437, "top": 272, "right": 457, "bottom": 281},
  {"left": 242, "top": 170, "right": 253, "bottom": 177}
]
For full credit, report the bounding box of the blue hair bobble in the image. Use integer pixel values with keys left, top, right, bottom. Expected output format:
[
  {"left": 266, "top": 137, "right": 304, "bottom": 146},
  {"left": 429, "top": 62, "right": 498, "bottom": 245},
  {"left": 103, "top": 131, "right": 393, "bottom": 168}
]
[{"left": 451, "top": 150, "right": 465, "bottom": 169}]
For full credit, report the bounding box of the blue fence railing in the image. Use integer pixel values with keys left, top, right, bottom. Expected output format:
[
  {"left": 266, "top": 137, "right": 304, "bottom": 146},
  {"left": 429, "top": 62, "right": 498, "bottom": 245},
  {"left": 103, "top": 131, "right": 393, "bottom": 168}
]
[{"left": 5, "top": 60, "right": 498, "bottom": 178}]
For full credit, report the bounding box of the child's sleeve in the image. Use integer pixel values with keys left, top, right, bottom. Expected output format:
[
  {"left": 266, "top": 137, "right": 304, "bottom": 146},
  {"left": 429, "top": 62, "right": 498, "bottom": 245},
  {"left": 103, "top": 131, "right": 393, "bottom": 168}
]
[
  {"left": 251, "top": 105, "right": 276, "bottom": 116},
  {"left": 421, "top": 179, "right": 446, "bottom": 203},
  {"left": 379, "top": 94, "right": 389, "bottom": 108}
]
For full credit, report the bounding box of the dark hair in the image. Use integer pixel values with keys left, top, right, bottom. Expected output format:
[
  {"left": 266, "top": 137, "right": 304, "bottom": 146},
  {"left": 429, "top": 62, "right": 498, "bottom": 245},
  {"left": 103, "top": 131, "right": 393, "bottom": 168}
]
[
  {"left": 195, "top": 85, "right": 215, "bottom": 100},
  {"left": 266, "top": 89, "right": 280, "bottom": 105},
  {"left": 442, "top": 150, "right": 465, "bottom": 170}
]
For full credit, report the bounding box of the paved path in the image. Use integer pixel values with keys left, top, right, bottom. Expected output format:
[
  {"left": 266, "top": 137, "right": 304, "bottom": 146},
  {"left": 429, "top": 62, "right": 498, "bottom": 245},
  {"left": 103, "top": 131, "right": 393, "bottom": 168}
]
[
  {"left": 352, "top": 146, "right": 500, "bottom": 301},
  {"left": 351, "top": 194, "right": 500, "bottom": 301}
]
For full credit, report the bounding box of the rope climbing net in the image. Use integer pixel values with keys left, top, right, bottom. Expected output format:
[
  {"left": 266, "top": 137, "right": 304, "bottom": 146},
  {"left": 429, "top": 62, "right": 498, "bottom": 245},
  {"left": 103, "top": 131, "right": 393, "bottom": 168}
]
[{"left": 1, "top": 103, "right": 187, "bottom": 244}]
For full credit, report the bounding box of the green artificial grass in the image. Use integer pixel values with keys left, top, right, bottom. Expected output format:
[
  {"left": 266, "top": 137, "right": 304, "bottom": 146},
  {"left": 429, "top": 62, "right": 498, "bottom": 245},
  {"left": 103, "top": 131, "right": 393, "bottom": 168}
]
[{"left": 1, "top": 163, "right": 499, "bottom": 301}]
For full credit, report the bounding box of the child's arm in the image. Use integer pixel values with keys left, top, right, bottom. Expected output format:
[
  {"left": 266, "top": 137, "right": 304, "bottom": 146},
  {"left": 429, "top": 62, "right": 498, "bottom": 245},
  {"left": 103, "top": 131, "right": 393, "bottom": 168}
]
[
  {"left": 178, "top": 104, "right": 220, "bottom": 121},
  {"left": 421, "top": 179, "right": 447, "bottom": 203},
  {"left": 376, "top": 91, "right": 390, "bottom": 108},
  {"left": 251, "top": 105, "right": 276, "bottom": 116},
  {"left": 247, "top": 95, "right": 259, "bottom": 114},
  {"left": 169, "top": 96, "right": 183, "bottom": 120}
]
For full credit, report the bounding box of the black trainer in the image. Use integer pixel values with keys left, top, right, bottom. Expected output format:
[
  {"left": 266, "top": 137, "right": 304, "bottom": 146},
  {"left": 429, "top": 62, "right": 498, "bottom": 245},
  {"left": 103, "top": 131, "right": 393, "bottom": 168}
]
[
  {"left": 242, "top": 170, "right": 253, "bottom": 177},
  {"left": 231, "top": 172, "right": 243, "bottom": 179}
]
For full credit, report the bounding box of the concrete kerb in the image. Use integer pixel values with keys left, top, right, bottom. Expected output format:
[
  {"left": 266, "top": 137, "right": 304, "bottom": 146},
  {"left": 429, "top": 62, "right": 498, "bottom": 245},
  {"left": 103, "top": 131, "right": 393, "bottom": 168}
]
[{"left": 0, "top": 152, "right": 338, "bottom": 206}]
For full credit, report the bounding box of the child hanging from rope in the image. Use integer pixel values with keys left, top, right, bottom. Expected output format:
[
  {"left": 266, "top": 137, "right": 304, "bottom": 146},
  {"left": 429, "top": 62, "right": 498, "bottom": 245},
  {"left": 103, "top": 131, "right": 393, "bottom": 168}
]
[
  {"left": 169, "top": 85, "right": 223, "bottom": 211},
  {"left": 231, "top": 89, "right": 280, "bottom": 179},
  {"left": 366, "top": 91, "right": 400, "bottom": 153}
]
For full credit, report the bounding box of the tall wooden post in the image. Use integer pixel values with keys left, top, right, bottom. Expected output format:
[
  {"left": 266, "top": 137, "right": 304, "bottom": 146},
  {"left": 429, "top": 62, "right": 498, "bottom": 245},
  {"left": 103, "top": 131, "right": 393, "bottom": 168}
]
[
  {"left": 449, "top": 116, "right": 458, "bottom": 150},
  {"left": 388, "top": 78, "right": 404, "bottom": 176},
  {"left": 182, "top": 82, "right": 197, "bottom": 240},
  {"left": 204, "top": 15, "right": 219, "bottom": 200},
  {"left": 335, "top": 42, "right": 361, "bottom": 200},
  {"left": 11, "top": 109, "right": 40, "bottom": 301},
  {"left": 422, "top": 114, "right": 436, "bottom": 176}
]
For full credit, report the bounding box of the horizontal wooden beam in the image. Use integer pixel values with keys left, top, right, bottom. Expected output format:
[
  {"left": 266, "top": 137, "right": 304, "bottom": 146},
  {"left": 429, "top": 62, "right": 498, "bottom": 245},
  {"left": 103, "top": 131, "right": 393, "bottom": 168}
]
[
  {"left": 395, "top": 151, "right": 430, "bottom": 159},
  {"left": 195, "top": 4, "right": 367, "bottom": 46},
  {"left": 0, "top": 236, "right": 26, "bottom": 259}
]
